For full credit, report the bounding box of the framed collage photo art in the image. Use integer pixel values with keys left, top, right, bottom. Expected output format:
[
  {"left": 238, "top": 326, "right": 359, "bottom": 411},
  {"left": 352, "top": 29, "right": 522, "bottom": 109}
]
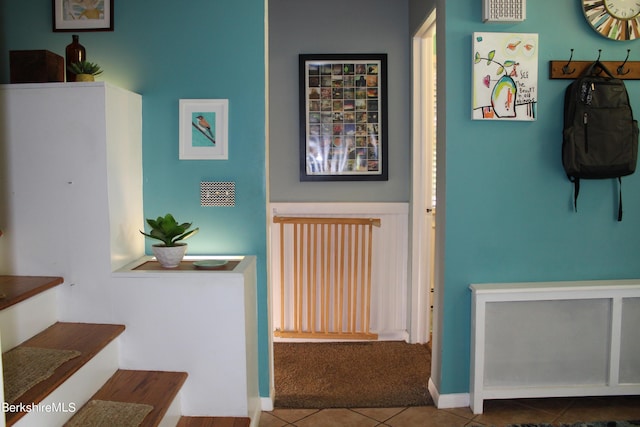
[{"left": 299, "top": 54, "right": 388, "bottom": 181}]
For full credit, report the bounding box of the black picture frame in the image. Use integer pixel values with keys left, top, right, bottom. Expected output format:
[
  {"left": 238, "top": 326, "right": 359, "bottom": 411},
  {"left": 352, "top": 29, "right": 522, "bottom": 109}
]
[
  {"left": 52, "top": 0, "right": 114, "bottom": 32},
  {"left": 299, "top": 53, "right": 388, "bottom": 181}
]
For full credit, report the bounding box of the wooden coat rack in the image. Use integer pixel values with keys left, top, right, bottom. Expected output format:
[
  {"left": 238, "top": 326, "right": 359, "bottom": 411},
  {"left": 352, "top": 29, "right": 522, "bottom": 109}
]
[{"left": 549, "top": 49, "right": 640, "bottom": 80}]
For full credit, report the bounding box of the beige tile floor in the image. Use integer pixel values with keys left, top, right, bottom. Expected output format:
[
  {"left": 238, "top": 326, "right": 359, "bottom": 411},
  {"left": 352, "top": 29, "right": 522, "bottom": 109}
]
[{"left": 259, "top": 395, "right": 640, "bottom": 427}]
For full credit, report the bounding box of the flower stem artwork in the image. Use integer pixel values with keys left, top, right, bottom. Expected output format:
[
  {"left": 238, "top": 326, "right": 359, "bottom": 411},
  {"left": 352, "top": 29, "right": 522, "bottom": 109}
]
[{"left": 472, "top": 32, "right": 538, "bottom": 121}]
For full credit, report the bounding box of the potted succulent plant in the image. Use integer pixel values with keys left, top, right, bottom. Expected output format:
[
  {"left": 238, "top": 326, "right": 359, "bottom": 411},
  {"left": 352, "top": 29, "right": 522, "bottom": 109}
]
[
  {"left": 140, "top": 213, "right": 199, "bottom": 268},
  {"left": 67, "top": 60, "right": 103, "bottom": 82}
]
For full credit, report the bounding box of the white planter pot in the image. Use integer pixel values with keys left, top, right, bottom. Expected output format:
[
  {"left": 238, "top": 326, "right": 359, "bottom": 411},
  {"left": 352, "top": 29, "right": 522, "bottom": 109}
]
[{"left": 152, "top": 243, "right": 188, "bottom": 268}]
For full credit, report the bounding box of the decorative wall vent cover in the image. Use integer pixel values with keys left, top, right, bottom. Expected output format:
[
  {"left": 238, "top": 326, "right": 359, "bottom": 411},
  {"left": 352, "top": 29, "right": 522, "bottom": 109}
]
[
  {"left": 482, "top": 0, "right": 526, "bottom": 23},
  {"left": 200, "top": 181, "right": 235, "bottom": 207}
]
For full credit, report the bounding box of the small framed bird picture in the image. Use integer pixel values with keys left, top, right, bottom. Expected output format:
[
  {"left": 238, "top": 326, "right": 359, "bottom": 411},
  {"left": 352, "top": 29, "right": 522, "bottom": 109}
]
[{"left": 179, "top": 99, "right": 229, "bottom": 160}]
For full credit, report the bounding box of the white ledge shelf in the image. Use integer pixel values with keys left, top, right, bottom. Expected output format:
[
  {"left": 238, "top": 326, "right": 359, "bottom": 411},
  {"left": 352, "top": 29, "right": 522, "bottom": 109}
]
[
  {"left": 113, "top": 255, "right": 249, "bottom": 277},
  {"left": 469, "top": 278, "right": 640, "bottom": 297}
]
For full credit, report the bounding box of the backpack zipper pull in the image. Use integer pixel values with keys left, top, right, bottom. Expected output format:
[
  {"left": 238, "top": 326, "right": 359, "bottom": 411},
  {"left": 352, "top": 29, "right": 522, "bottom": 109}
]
[
  {"left": 585, "top": 83, "right": 594, "bottom": 105},
  {"left": 583, "top": 112, "right": 589, "bottom": 152}
]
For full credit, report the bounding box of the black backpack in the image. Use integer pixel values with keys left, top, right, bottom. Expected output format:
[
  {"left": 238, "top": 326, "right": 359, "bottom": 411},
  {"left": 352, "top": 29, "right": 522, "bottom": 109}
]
[{"left": 562, "top": 61, "right": 639, "bottom": 221}]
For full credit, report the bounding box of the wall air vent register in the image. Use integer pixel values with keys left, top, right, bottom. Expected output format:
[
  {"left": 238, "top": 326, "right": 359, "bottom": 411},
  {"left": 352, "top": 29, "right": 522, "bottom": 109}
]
[
  {"left": 483, "top": 0, "right": 526, "bottom": 23},
  {"left": 200, "top": 181, "right": 235, "bottom": 207}
]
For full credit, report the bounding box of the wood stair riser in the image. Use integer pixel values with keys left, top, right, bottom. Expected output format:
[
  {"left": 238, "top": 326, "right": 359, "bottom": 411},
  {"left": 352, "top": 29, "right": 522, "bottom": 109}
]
[
  {"left": 159, "top": 394, "right": 182, "bottom": 427},
  {"left": 2, "top": 277, "right": 255, "bottom": 426},
  {"left": 1, "top": 289, "right": 59, "bottom": 353},
  {"left": 12, "top": 339, "right": 119, "bottom": 427},
  {"left": 4, "top": 322, "right": 125, "bottom": 426}
]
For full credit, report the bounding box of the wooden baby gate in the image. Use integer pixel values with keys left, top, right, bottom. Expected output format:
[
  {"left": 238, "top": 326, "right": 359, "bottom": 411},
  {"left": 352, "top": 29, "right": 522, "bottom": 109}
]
[{"left": 273, "top": 216, "right": 381, "bottom": 340}]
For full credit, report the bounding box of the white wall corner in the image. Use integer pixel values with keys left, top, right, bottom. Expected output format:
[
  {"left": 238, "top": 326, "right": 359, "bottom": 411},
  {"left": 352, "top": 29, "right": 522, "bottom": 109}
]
[{"left": 428, "top": 378, "right": 470, "bottom": 409}]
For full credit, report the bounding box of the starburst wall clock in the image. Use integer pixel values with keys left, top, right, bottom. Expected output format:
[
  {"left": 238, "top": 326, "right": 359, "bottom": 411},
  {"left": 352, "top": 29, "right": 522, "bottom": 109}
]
[{"left": 582, "top": 0, "right": 640, "bottom": 40}]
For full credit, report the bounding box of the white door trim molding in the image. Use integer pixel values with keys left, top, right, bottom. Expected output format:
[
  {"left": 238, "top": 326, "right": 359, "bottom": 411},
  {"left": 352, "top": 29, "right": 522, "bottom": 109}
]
[{"left": 410, "top": 12, "right": 436, "bottom": 344}]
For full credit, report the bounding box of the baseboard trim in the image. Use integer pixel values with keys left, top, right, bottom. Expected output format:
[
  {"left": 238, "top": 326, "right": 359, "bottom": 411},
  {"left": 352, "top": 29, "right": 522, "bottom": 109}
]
[
  {"left": 249, "top": 404, "right": 263, "bottom": 427},
  {"left": 428, "top": 378, "right": 470, "bottom": 409},
  {"left": 260, "top": 396, "right": 274, "bottom": 412}
]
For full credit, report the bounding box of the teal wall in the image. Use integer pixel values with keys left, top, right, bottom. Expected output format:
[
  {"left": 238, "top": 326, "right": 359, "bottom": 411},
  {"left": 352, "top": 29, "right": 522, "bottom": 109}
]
[
  {"left": 0, "top": 0, "right": 269, "bottom": 396},
  {"left": 440, "top": 1, "right": 640, "bottom": 394}
]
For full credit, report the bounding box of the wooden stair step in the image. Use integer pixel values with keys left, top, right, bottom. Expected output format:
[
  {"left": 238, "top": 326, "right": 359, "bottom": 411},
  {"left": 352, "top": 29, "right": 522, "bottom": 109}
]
[
  {"left": 177, "top": 416, "right": 251, "bottom": 427},
  {"left": 4, "top": 322, "right": 125, "bottom": 426},
  {"left": 67, "top": 370, "right": 188, "bottom": 426},
  {"left": 0, "top": 275, "right": 63, "bottom": 310}
]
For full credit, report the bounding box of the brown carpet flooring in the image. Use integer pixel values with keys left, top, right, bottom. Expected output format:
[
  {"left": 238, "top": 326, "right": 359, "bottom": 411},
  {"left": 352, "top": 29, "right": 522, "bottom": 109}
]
[{"left": 274, "top": 341, "right": 433, "bottom": 408}]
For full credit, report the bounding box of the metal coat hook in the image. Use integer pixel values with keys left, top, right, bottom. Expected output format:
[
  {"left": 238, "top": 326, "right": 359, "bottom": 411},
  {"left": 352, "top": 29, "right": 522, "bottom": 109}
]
[
  {"left": 563, "top": 49, "right": 575, "bottom": 74},
  {"left": 593, "top": 49, "right": 605, "bottom": 75},
  {"left": 617, "top": 49, "right": 631, "bottom": 75}
]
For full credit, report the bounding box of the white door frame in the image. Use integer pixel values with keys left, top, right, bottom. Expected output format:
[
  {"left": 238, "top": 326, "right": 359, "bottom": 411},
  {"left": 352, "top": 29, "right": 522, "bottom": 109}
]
[{"left": 409, "top": 11, "right": 436, "bottom": 344}]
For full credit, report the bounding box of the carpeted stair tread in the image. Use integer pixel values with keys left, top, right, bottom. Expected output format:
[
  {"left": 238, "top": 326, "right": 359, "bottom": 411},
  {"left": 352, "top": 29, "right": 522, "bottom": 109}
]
[
  {"left": 3, "top": 322, "right": 125, "bottom": 426},
  {"left": 177, "top": 416, "right": 251, "bottom": 427},
  {"left": 0, "top": 275, "right": 63, "bottom": 310},
  {"left": 66, "top": 370, "right": 188, "bottom": 427},
  {"left": 65, "top": 399, "right": 154, "bottom": 427},
  {"left": 3, "top": 346, "right": 81, "bottom": 403}
]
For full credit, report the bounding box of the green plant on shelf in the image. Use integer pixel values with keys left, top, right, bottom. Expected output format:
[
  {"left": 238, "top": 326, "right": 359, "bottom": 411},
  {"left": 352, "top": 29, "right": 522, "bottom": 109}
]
[
  {"left": 67, "top": 61, "right": 103, "bottom": 76},
  {"left": 139, "top": 213, "right": 199, "bottom": 247}
]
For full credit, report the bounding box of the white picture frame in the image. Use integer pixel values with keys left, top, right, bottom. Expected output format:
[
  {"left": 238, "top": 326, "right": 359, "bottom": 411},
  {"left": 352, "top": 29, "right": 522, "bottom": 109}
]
[{"left": 179, "top": 99, "right": 229, "bottom": 160}]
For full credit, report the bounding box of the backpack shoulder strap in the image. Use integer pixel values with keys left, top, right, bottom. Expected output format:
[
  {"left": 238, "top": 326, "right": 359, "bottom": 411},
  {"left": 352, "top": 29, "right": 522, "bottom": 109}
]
[
  {"left": 570, "top": 176, "right": 580, "bottom": 213},
  {"left": 583, "top": 60, "right": 615, "bottom": 79},
  {"left": 618, "top": 177, "right": 623, "bottom": 222}
]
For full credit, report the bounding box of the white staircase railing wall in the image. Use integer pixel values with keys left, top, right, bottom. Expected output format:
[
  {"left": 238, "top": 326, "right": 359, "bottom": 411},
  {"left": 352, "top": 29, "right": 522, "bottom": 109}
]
[{"left": 270, "top": 203, "right": 409, "bottom": 341}]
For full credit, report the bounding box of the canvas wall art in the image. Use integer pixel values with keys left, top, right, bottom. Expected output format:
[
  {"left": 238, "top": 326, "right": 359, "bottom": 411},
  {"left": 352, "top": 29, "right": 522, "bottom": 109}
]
[{"left": 472, "top": 32, "right": 538, "bottom": 121}]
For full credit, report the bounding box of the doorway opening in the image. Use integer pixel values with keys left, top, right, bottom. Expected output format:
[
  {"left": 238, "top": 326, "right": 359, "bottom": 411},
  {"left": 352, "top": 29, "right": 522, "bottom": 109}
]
[{"left": 265, "top": 3, "right": 439, "bottom": 411}]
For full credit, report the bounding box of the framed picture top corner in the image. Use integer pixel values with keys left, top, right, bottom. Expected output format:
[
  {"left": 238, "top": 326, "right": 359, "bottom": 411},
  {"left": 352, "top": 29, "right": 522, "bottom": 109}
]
[
  {"left": 52, "top": 0, "right": 114, "bottom": 32},
  {"left": 299, "top": 53, "right": 388, "bottom": 182}
]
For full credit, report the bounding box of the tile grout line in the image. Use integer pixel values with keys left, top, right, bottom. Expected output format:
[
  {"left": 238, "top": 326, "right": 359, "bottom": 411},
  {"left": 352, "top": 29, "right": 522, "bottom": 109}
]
[
  {"left": 348, "top": 407, "right": 411, "bottom": 424},
  {"left": 265, "top": 409, "right": 321, "bottom": 426},
  {"left": 550, "top": 398, "right": 578, "bottom": 426}
]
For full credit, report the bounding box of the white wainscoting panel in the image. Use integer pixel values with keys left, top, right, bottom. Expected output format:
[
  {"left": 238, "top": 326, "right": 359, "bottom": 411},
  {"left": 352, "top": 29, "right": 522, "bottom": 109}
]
[{"left": 270, "top": 203, "right": 409, "bottom": 341}]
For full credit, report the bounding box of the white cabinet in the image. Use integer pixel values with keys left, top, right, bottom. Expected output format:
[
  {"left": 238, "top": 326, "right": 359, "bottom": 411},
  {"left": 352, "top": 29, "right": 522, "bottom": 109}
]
[
  {"left": 0, "top": 82, "right": 143, "bottom": 320},
  {"left": 470, "top": 280, "right": 640, "bottom": 414}
]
